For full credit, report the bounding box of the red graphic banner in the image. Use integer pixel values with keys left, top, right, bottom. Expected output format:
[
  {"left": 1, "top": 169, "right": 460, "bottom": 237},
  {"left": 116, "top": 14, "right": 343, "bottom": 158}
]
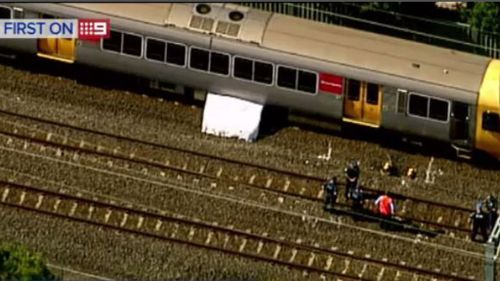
[{"left": 319, "top": 73, "right": 344, "bottom": 95}]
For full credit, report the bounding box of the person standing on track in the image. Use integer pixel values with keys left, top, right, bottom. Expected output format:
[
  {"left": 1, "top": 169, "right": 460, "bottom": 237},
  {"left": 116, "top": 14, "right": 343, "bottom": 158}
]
[
  {"left": 485, "top": 195, "right": 498, "bottom": 233},
  {"left": 323, "top": 177, "right": 338, "bottom": 211},
  {"left": 350, "top": 183, "right": 364, "bottom": 211},
  {"left": 344, "top": 160, "right": 360, "bottom": 201},
  {"left": 471, "top": 200, "right": 488, "bottom": 242}
]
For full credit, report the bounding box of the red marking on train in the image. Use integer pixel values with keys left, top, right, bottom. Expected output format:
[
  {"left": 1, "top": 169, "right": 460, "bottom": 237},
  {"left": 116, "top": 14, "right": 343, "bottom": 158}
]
[{"left": 319, "top": 73, "right": 343, "bottom": 95}]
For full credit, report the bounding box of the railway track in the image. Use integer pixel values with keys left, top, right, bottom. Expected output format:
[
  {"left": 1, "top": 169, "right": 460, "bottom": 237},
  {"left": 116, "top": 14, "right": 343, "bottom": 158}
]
[
  {"left": 0, "top": 180, "right": 473, "bottom": 281},
  {"left": 0, "top": 132, "right": 483, "bottom": 278},
  {"left": 0, "top": 109, "right": 475, "bottom": 238}
]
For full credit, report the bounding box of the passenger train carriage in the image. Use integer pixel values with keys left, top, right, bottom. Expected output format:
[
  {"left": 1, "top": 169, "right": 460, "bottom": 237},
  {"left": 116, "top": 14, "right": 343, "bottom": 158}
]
[{"left": 0, "top": 3, "right": 499, "bottom": 160}]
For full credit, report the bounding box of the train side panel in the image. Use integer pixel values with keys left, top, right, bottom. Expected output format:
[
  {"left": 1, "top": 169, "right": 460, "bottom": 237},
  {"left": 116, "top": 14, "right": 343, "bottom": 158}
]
[
  {"left": 0, "top": 7, "right": 38, "bottom": 55},
  {"left": 0, "top": 3, "right": 497, "bottom": 157}
]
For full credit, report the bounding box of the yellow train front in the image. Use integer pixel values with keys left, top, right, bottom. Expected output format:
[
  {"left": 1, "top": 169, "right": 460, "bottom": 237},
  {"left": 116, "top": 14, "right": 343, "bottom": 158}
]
[
  {"left": 0, "top": 3, "right": 499, "bottom": 160},
  {"left": 475, "top": 61, "right": 500, "bottom": 160}
]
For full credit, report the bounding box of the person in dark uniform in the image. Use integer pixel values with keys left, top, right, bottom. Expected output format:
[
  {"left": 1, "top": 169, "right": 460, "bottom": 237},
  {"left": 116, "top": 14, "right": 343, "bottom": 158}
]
[
  {"left": 350, "top": 183, "right": 364, "bottom": 211},
  {"left": 323, "top": 177, "right": 338, "bottom": 211},
  {"left": 344, "top": 161, "right": 360, "bottom": 201},
  {"left": 471, "top": 200, "right": 488, "bottom": 242},
  {"left": 485, "top": 195, "right": 498, "bottom": 233}
]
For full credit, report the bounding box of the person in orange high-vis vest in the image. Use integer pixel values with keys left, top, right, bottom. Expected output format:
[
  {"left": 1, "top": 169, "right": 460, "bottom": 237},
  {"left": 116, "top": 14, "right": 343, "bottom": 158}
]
[{"left": 375, "top": 192, "right": 395, "bottom": 218}]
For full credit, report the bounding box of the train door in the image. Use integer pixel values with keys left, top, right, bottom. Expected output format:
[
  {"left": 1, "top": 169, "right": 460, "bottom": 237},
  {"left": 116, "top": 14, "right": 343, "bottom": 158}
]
[
  {"left": 37, "top": 38, "right": 76, "bottom": 63},
  {"left": 450, "top": 102, "right": 470, "bottom": 142},
  {"left": 37, "top": 14, "right": 76, "bottom": 63},
  {"left": 343, "top": 79, "right": 362, "bottom": 120},
  {"left": 363, "top": 83, "right": 382, "bottom": 125},
  {"left": 343, "top": 79, "right": 382, "bottom": 127}
]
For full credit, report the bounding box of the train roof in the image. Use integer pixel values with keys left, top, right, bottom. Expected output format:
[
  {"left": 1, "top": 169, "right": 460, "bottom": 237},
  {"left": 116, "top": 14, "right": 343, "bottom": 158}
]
[
  {"left": 65, "top": 3, "right": 272, "bottom": 45},
  {"left": 262, "top": 14, "right": 490, "bottom": 94},
  {"left": 64, "top": 3, "right": 490, "bottom": 94}
]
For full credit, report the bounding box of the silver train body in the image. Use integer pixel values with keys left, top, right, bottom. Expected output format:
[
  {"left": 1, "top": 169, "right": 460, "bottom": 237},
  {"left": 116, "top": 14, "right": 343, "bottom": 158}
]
[{"left": 0, "top": 3, "right": 499, "bottom": 159}]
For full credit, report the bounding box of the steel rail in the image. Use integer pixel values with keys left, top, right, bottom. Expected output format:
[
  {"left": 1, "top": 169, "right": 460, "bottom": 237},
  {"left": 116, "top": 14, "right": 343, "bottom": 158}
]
[
  {"left": 0, "top": 180, "right": 472, "bottom": 281},
  {"left": 0, "top": 110, "right": 474, "bottom": 236}
]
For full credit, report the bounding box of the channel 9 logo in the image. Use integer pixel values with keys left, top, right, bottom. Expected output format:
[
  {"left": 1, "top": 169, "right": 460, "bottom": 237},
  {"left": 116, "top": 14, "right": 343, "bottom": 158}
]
[
  {"left": 78, "top": 19, "right": 110, "bottom": 40},
  {"left": 0, "top": 18, "right": 110, "bottom": 40}
]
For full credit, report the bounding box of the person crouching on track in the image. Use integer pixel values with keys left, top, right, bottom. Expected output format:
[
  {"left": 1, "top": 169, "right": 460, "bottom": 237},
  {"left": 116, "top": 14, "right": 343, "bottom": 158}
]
[
  {"left": 375, "top": 191, "right": 396, "bottom": 229},
  {"left": 323, "top": 177, "right": 338, "bottom": 211},
  {"left": 471, "top": 200, "right": 488, "bottom": 242},
  {"left": 344, "top": 160, "right": 360, "bottom": 201},
  {"left": 375, "top": 191, "right": 395, "bottom": 218}
]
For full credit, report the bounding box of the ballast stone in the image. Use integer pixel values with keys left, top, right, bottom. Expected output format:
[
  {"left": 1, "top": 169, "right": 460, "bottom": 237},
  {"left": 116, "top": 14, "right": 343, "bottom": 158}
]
[{"left": 202, "top": 93, "right": 263, "bottom": 142}]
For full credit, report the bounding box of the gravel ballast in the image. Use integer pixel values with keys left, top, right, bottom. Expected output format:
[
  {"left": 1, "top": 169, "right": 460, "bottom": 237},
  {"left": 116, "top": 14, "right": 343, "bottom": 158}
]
[
  {"left": 0, "top": 143, "right": 485, "bottom": 279},
  {"left": 0, "top": 60, "right": 497, "bottom": 280},
  {"left": 1, "top": 205, "right": 313, "bottom": 281},
  {"left": 0, "top": 63, "right": 498, "bottom": 208}
]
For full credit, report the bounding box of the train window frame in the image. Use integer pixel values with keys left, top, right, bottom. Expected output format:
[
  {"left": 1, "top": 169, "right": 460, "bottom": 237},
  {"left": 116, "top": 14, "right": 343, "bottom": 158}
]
[
  {"left": 407, "top": 93, "right": 450, "bottom": 123},
  {"left": 232, "top": 56, "right": 253, "bottom": 81},
  {"left": 366, "top": 83, "right": 379, "bottom": 105},
  {"left": 346, "top": 79, "right": 361, "bottom": 101},
  {"left": 0, "top": 6, "right": 12, "bottom": 19},
  {"left": 121, "top": 31, "right": 143, "bottom": 58},
  {"left": 12, "top": 7, "right": 23, "bottom": 19},
  {"left": 277, "top": 65, "right": 297, "bottom": 90},
  {"left": 297, "top": 70, "right": 318, "bottom": 94},
  {"left": 253, "top": 60, "right": 274, "bottom": 86},
  {"left": 101, "top": 29, "right": 123, "bottom": 54},
  {"left": 232, "top": 55, "right": 274, "bottom": 87},
  {"left": 166, "top": 42, "right": 187, "bottom": 67},
  {"left": 396, "top": 89, "right": 408, "bottom": 114},
  {"left": 407, "top": 93, "right": 429, "bottom": 119},
  {"left": 209, "top": 51, "right": 231, "bottom": 77},
  {"left": 145, "top": 37, "right": 167, "bottom": 63},
  {"left": 41, "top": 13, "right": 55, "bottom": 19},
  {"left": 188, "top": 46, "right": 210, "bottom": 72},
  {"left": 428, "top": 97, "right": 450, "bottom": 122},
  {"left": 276, "top": 64, "right": 318, "bottom": 95},
  {"left": 482, "top": 111, "right": 500, "bottom": 133}
]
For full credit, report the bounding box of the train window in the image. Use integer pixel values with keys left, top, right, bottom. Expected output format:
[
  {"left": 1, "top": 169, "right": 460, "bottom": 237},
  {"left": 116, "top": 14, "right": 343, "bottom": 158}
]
[
  {"left": 166, "top": 43, "right": 186, "bottom": 66},
  {"left": 253, "top": 61, "right": 273, "bottom": 85},
  {"left": 189, "top": 48, "right": 209, "bottom": 71},
  {"left": 233, "top": 57, "right": 253, "bottom": 80},
  {"left": 482, "top": 112, "right": 500, "bottom": 132},
  {"left": 297, "top": 70, "right": 316, "bottom": 94},
  {"left": 41, "top": 14, "right": 55, "bottom": 19},
  {"left": 13, "top": 7, "right": 23, "bottom": 19},
  {"left": 347, "top": 80, "right": 360, "bottom": 101},
  {"left": 429, "top": 98, "right": 449, "bottom": 122},
  {"left": 145, "top": 38, "right": 166, "bottom": 62},
  {"left": 122, "top": 33, "right": 142, "bottom": 57},
  {"left": 277, "top": 66, "right": 297, "bottom": 89},
  {"left": 452, "top": 102, "right": 469, "bottom": 120},
  {"left": 366, "top": 83, "right": 379, "bottom": 105},
  {"left": 102, "top": 30, "right": 122, "bottom": 53},
  {"left": 0, "top": 7, "right": 11, "bottom": 19},
  {"left": 396, "top": 89, "right": 407, "bottom": 113},
  {"left": 209, "top": 52, "right": 229, "bottom": 75},
  {"left": 408, "top": 94, "right": 429, "bottom": 118}
]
